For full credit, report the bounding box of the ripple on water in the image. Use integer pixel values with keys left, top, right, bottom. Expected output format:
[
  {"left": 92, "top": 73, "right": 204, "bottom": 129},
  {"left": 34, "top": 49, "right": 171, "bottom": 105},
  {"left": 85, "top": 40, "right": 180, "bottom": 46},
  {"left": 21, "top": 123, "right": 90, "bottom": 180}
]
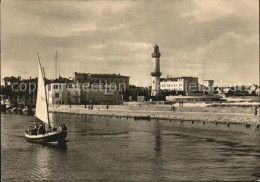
[{"left": 1, "top": 113, "right": 260, "bottom": 181}]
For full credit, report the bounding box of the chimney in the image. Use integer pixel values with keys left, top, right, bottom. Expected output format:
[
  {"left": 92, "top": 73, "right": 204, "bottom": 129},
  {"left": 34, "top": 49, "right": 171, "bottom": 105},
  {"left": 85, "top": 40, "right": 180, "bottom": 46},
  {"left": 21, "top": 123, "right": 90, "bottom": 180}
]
[
  {"left": 167, "top": 75, "right": 169, "bottom": 78},
  {"left": 118, "top": 73, "right": 120, "bottom": 75}
]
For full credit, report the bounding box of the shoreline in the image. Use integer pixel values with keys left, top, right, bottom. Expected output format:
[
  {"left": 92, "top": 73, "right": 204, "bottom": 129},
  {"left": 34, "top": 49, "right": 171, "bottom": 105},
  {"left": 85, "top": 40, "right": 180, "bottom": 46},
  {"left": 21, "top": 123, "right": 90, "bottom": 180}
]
[{"left": 49, "top": 105, "right": 260, "bottom": 126}]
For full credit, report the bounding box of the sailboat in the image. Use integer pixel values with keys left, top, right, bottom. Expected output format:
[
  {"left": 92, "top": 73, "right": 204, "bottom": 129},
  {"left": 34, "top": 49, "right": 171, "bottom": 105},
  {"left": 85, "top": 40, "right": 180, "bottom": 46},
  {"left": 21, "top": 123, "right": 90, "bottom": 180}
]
[{"left": 25, "top": 53, "right": 67, "bottom": 143}]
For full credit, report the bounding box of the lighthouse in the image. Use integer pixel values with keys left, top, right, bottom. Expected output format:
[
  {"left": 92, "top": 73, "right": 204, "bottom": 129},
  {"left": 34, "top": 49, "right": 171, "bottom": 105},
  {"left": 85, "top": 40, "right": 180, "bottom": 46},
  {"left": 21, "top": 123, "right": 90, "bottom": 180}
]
[{"left": 150, "top": 44, "right": 161, "bottom": 96}]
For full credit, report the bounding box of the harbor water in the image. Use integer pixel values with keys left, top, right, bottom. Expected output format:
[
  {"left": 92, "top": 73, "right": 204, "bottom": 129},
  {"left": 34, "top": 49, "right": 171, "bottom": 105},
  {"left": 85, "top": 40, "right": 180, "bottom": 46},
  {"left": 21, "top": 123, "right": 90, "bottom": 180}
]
[{"left": 1, "top": 113, "right": 260, "bottom": 181}]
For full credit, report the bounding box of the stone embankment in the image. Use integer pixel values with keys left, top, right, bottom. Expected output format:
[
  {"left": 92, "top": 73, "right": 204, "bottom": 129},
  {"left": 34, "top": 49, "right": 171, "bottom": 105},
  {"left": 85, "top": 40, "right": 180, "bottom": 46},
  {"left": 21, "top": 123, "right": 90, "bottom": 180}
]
[{"left": 49, "top": 103, "right": 260, "bottom": 125}]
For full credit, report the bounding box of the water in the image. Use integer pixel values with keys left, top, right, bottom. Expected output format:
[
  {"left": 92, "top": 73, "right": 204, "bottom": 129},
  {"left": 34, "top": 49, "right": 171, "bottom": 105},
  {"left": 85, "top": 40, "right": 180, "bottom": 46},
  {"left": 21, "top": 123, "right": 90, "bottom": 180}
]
[{"left": 1, "top": 113, "right": 260, "bottom": 181}]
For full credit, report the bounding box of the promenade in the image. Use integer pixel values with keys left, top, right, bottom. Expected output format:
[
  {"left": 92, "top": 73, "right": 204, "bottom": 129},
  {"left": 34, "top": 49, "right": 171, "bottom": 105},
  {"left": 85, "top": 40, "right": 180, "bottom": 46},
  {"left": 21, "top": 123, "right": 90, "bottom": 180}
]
[{"left": 49, "top": 104, "right": 260, "bottom": 126}]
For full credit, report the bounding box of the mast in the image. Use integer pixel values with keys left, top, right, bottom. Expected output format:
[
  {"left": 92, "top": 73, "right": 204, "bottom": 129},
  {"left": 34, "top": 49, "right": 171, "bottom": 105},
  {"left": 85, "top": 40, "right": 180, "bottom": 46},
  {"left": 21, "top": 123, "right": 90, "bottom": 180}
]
[
  {"left": 202, "top": 59, "right": 205, "bottom": 95},
  {"left": 55, "top": 51, "right": 58, "bottom": 79},
  {"left": 42, "top": 67, "right": 51, "bottom": 129},
  {"left": 37, "top": 52, "right": 51, "bottom": 129}
]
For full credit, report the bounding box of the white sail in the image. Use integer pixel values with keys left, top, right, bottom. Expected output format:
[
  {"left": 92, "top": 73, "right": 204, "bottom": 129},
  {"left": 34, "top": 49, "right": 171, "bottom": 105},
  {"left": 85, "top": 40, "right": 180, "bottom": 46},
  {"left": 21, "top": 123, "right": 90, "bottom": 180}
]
[{"left": 35, "top": 58, "right": 49, "bottom": 125}]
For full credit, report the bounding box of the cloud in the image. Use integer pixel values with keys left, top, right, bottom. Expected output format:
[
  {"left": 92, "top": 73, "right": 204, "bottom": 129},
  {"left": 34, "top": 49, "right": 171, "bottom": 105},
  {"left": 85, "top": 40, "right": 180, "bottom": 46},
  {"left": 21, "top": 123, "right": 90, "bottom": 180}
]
[
  {"left": 181, "top": 0, "right": 236, "bottom": 22},
  {"left": 181, "top": 0, "right": 258, "bottom": 23},
  {"left": 1, "top": 0, "right": 259, "bottom": 85}
]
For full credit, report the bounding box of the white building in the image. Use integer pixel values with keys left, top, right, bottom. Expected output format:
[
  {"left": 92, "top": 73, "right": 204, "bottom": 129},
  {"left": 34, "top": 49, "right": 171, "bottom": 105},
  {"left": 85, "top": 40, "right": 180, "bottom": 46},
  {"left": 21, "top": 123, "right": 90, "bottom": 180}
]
[
  {"left": 47, "top": 83, "right": 68, "bottom": 105},
  {"left": 160, "top": 77, "right": 199, "bottom": 93}
]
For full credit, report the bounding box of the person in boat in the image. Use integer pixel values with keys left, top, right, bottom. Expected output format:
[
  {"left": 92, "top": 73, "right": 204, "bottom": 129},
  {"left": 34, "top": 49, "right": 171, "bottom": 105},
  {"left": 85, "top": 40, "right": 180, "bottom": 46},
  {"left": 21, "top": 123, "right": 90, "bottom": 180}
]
[
  {"left": 27, "top": 126, "right": 32, "bottom": 135},
  {"left": 37, "top": 125, "right": 40, "bottom": 135},
  {"left": 30, "top": 125, "right": 38, "bottom": 135},
  {"left": 42, "top": 125, "right": 46, "bottom": 134},
  {"left": 52, "top": 125, "right": 57, "bottom": 132},
  {"left": 38, "top": 124, "right": 45, "bottom": 135},
  {"left": 38, "top": 124, "right": 42, "bottom": 135},
  {"left": 35, "top": 124, "right": 40, "bottom": 135},
  {"left": 62, "top": 124, "right": 67, "bottom": 131}
]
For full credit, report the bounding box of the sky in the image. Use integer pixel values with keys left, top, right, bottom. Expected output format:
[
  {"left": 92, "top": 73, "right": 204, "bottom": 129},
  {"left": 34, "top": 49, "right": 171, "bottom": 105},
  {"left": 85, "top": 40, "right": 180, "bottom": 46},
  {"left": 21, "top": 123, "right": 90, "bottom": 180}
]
[{"left": 1, "top": 0, "right": 259, "bottom": 86}]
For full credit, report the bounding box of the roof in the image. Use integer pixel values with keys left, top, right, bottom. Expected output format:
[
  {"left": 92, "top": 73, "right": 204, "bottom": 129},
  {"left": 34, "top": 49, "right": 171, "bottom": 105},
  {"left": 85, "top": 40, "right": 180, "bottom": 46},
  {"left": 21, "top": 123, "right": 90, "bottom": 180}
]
[
  {"left": 22, "top": 78, "right": 37, "bottom": 83},
  {"left": 161, "top": 76, "right": 198, "bottom": 82},
  {"left": 91, "top": 74, "right": 129, "bottom": 78},
  {"left": 3, "top": 76, "right": 20, "bottom": 83},
  {"left": 160, "top": 78, "right": 178, "bottom": 82},
  {"left": 75, "top": 72, "right": 129, "bottom": 78},
  {"left": 52, "top": 77, "right": 73, "bottom": 83}
]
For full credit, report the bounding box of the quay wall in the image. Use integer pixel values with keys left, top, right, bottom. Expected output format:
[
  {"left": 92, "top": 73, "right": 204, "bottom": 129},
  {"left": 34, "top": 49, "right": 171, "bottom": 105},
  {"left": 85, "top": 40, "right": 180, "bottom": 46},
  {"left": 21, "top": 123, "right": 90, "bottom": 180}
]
[
  {"left": 49, "top": 104, "right": 260, "bottom": 125},
  {"left": 52, "top": 104, "right": 259, "bottom": 114},
  {"left": 49, "top": 107, "right": 260, "bottom": 125}
]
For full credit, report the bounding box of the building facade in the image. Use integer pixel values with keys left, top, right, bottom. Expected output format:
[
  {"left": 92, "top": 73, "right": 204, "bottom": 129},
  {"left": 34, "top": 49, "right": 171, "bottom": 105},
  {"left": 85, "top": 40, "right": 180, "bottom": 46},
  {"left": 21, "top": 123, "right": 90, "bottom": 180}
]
[
  {"left": 74, "top": 72, "right": 129, "bottom": 91},
  {"left": 67, "top": 83, "right": 81, "bottom": 104},
  {"left": 80, "top": 84, "right": 123, "bottom": 104},
  {"left": 47, "top": 83, "right": 68, "bottom": 105},
  {"left": 160, "top": 77, "right": 199, "bottom": 93}
]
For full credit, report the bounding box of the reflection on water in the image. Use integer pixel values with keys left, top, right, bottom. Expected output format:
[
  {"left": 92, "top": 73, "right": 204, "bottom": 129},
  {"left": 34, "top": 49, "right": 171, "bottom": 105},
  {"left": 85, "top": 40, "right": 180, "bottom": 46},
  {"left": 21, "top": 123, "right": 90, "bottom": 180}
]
[
  {"left": 1, "top": 113, "right": 260, "bottom": 181},
  {"left": 154, "top": 121, "right": 162, "bottom": 181},
  {"left": 33, "top": 147, "right": 51, "bottom": 180}
]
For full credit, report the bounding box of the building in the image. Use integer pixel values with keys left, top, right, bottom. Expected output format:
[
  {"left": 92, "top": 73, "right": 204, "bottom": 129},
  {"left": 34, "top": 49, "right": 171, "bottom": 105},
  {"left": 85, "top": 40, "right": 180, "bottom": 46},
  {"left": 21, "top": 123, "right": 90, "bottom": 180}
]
[
  {"left": 3, "top": 76, "right": 21, "bottom": 86},
  {"left": 47, "top": 76, "right": 82, "bottom": 105},
  {"left": 47, "top": 83, "right": 68, "bottom": 105},
  {"left": 47, "top": 78, "right": 124, "bottom": 105},
  {"left": 2, "top": 76, "right": 38, "bottom": 106},
  {"left": 160, "top": 77, "right": 199, "bottom": 93},
  {"left": 80, "top": 84, "right": 123, "bottom": 104},
  {"left": 74, "top": 72, "right": 129, "bottom": 91},
  {"left": 67, "top": 83, "right": 81, "bottom": 104},
  {"left": 150, "top": 44, "right": 162, "bottom": 96}
]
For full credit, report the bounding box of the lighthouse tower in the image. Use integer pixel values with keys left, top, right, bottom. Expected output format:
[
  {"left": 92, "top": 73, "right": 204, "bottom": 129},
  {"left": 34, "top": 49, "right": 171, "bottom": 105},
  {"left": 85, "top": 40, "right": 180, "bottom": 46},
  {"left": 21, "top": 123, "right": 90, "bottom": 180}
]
[{"left": 150, "top": 44, "right": 161, "bottom": 96}]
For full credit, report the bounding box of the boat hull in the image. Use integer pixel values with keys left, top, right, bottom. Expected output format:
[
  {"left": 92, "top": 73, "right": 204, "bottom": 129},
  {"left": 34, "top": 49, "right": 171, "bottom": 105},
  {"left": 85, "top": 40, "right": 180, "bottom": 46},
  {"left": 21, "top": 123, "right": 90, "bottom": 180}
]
[
  {"left": 25, "top": 130, "right": 67, "bottom": 143},
  {"left": 134, "top": 116, "right": 151, "bottom": 121}
]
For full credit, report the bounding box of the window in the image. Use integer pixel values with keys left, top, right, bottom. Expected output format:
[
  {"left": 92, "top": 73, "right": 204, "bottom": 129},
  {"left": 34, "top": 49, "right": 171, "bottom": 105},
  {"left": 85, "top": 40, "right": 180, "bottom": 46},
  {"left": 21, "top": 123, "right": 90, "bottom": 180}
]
[
  {"left": 54, "top": 85, "right": 58, "bottom": 89},
  {"left": 55, "top": 93, "right": 59, "bottom": 98}
]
